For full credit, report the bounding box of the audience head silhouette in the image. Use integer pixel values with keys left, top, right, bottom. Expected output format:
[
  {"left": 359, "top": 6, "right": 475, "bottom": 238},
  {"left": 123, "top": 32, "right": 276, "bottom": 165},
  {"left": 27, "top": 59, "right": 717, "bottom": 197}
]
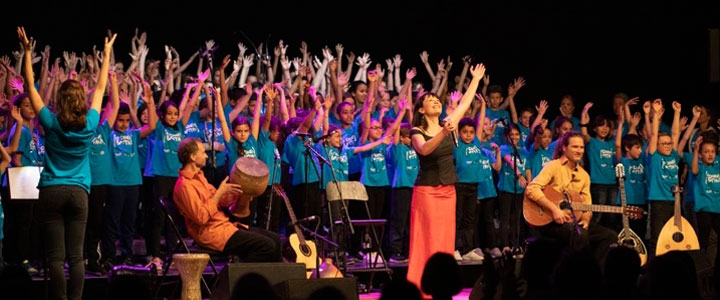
[{"left": 421, "top": 252, "right": 463, "bottom": 300}]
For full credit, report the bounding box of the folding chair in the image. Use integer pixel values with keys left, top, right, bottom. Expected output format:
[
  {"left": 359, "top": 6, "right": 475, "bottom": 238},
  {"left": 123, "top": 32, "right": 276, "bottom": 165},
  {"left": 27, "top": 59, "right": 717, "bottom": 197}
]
[
  {"left": 156, "top": 196, "right": 225, "bottom": 298},
  {"left": 326, "top": 181, "right": 392, "bottom": 291}
]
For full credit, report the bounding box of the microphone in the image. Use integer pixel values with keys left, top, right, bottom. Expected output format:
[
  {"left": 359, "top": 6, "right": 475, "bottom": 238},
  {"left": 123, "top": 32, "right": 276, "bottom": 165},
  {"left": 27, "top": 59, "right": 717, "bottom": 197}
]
[
  {"left": 273, "top": 148, "right": 280, "bottom": 160},
  {"left": 292, "top": 131, "right": 312, "bottom": 139},
  {"left": 312, "top": 132, "right": 333, "bottom": 143},
  {"left": 450, "top": 130, "right": 459, "bottom": 148},
  {"left": 289, "top": 215, "right": 317, "bottom": 226},
  {"left": 441, "top": 118, "right": 459, "bottom": 148}
]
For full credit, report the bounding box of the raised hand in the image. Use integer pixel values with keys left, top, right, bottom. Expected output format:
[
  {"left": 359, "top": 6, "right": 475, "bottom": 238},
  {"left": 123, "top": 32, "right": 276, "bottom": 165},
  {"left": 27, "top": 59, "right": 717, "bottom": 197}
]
[
  {"left": 205, "top": 40, "right": 216, "bottom": 52},
  {"left": 243, "top": 54, "right": 255, "bottom": 68},
  {"left": 237, "top": 42, "right": 247, "bottom": 59},
  {"left": 393, "top": 54, "right": 402, "bottom": 68},
  {"left": 345, "top": 51, "right": 356, "bottom": 65},
  {"left": 508, "top": 76, "right": 526, "bottom": 96},
  {"left": 385, "top": 58, "right": 394, "bottom": 72},
  {"left": 536, "top": 99, "right": 549, "bottom": 115},
  {"left": 470, "top": 63, "right": 486, "bottom": 78},
  {"left": 671, "top": 100, "right": 681, "bottom": 112},
  {"left": 419, "top": 51, "right": 429, "bottom": 64},
  {"left": 8, "top": 77, "right": 24, "bottom": 93},
  {"left": 643, "top": 100, "right": 652, "bottom": 115},
  {"left": 692, "top": 105, "right": 702, "bottom": 119},
  {"left": 299, "top": 41, "right": 308, "bottom": 55},
  {"left": 406, "top": 67, "right": 417, "bottom": 81},
  {"left": 280, "top": 56, "right": 291, "bottom": 70},
  {"left": 335, "top": 44, "right": 344, "bottom": 56},
  {"left": 197, "top": 68, "right": 210, "bottom": 83},
  {"left": 337, "top": 71, "right": 349, "bottom": 87}
]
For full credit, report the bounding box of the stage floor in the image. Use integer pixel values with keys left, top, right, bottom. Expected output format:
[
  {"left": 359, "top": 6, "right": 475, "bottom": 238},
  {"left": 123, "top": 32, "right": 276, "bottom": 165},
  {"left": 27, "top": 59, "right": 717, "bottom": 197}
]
[{"left": 24, "top": 256, "right": 485, "bottom": 300}]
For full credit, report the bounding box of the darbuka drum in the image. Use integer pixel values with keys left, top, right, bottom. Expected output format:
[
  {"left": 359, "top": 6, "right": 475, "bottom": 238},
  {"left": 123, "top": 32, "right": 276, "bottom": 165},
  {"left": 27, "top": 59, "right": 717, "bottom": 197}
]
[
  {"left": 229, "top": 157, "right": 269, "bottom": 218},
  {"left": 173, "top": 253, "right": 210, "bottom": 300}
]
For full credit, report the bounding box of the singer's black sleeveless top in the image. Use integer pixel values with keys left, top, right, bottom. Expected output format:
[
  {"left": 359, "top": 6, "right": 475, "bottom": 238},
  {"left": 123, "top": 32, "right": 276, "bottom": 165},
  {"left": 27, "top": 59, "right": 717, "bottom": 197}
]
[{"left": 410, "top": 128, "right": 458, "bottom": 186}]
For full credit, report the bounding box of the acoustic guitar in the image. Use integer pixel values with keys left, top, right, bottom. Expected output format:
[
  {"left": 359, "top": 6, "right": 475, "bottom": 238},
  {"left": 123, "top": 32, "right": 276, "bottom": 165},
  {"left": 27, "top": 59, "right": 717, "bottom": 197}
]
[
  {"left": 615, "top": 163, "right": 648, "bottom": 266},
  {"left": 273, "top": 184, "right": 318, "bottom": 278},
  {"left": 655, "top": 185, "right": 699, "bottom": 256},
  {"left": 523, "top": 186, "right": 644, "bottom": 227}
]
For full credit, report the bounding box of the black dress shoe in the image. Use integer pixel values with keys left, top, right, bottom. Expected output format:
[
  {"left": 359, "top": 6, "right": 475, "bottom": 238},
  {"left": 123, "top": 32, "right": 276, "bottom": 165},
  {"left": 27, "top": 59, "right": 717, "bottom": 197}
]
[{"left": 87, "top": 262, "right": 108, "bottom": 275}]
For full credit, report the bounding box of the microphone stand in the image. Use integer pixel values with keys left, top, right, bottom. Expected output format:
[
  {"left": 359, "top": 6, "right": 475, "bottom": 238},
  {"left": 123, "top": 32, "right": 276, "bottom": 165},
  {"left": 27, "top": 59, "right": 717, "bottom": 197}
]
[
  {"left": 319, "top": 143, "right": 354, "bottom": 276},
  {"left": 511, "top": 143, "right": 522, "bottom": 254},
  {"left": 201, "top": 45, "right": 218, "bottom": 169},
  {"left": 265, "top": 151, "right": 280, "bottom": 231}
]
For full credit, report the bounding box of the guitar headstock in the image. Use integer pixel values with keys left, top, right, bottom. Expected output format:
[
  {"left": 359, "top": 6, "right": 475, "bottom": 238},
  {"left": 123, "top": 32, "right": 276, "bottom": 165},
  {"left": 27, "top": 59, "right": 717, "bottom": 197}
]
[
  {"left": 615, "top": 163, "right": 625, "bottom": 180},
  {"left": 623, "top": 205, "right": 645, "bottom": 220}
]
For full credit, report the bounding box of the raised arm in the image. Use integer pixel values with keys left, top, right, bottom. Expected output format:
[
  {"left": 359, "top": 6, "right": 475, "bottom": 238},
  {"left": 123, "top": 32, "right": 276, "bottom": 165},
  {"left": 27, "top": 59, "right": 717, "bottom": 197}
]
[
  {"left": 419, "top": 51, "right": 436, "bottom": 81},
  {"left": 506, "top": 77, "right": 525, "bottom": 124},
  {"left": 678, "top": 105, "right": 701, "bottom": 154},
  {"left": 691, "top": 136, "right": 702, "bottom": 175},
  {"left": 445, "top": 63, "right": 485, "bottom": 126},
  {"left": 647, "top": 99, "right": 664, "bottom": 156},
  {"left": 615, "top": 106, "right": 625, "bottom": 163},
  {"left": 106, "top": 71, "right": 120, "bottom": 127},
  {"left": 139, "top": 81, "right": 157, "bottom": 138},
  {"left": 670, "top": 101, "right": 681, "bottom": 152},
  {"left": 579, "top": 102, "right": 594, "bottom": 143}
]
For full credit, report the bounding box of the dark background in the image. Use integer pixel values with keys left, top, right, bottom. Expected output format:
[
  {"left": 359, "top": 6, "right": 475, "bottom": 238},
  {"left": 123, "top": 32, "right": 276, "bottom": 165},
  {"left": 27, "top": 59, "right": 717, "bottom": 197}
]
[{"left": 3, "top": 1, "right": 720, "bottom": 119}]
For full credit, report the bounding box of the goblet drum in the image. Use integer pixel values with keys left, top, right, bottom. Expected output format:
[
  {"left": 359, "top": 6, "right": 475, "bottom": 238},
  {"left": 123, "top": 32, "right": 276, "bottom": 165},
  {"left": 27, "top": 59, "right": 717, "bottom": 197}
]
[
  {"left": 228, "top": 156, "right": 269, "bottom": 218},
  {"left": 173, "top": 253, "right": 210, "bottom": 300}
]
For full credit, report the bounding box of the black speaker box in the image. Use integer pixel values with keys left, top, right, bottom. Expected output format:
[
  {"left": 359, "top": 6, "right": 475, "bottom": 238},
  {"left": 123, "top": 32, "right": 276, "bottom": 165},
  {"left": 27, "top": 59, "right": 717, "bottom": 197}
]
[
  {"left": 210, "top": 262, "right": 306, "bottom": 300},
  {"left": 273, "top": 278, "right": 359, "bottom": 300}
]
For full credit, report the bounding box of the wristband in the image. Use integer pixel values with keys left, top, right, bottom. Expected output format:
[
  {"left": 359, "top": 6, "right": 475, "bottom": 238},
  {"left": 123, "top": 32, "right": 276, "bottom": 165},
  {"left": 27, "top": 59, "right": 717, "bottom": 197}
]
[{"left": 579, "top": 123, "right": 588, "bottom": 127}]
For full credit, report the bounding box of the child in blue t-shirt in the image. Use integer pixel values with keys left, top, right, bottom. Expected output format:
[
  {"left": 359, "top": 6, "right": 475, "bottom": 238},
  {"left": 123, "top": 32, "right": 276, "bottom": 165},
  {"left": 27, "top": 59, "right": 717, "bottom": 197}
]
[
  {"left": 580, "top": 102, "right": 618, "bottom": 228},
  {"left": 386, "top": 122, "right": 419, "bottom": 263},
  {"left": 103, "top": 81, "right": 157, "bottom": 269},
  {"left": 645, "top": 100, "right": 682, "bottom": 255},
  {"left": 690, "top": 134, "right": 720, "bottom": 257},
  {"left": 497, "top": 123, "right": 528, "bottom": 254},
  {"left": 615, "top": 112, "right": 649, "bottom": 242}
]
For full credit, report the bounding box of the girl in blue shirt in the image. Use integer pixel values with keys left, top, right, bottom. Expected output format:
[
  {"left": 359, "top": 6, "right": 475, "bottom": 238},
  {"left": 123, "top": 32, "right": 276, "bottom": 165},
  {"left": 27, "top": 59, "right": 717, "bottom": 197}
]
[{"left": 497, "top": 123, "right": 528, "bottom": 254}]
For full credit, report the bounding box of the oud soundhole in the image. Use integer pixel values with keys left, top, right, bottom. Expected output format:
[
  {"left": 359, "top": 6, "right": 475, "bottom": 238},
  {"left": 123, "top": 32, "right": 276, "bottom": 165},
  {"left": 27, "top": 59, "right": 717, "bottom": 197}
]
[
  {"left": 672, "top": 232, "right": 684, "bottom": 243},
  {"left": 621, "top": 239, "right": 636, "bottom": 248}
]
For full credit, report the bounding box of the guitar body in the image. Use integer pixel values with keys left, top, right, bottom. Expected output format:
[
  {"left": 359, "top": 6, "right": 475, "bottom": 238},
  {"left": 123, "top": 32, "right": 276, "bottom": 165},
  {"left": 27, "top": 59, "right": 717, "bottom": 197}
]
[
  {"left": 617, "top": 227, "right": 648, "bottom": 266},
  {"left": 523, "top": 187, "right": 583, "bottom": 227},
  {"left": 524, "top": 186, "right": 644, "bottom": 227},
  {"left": 656, "top": 216, "right": 700, "bottom": 256},
  {"left": 288, "top": 233, "right": 318, "bottom": 279},
  {"left": 274, "top": 184, "right": 320, "bottom": 278}
]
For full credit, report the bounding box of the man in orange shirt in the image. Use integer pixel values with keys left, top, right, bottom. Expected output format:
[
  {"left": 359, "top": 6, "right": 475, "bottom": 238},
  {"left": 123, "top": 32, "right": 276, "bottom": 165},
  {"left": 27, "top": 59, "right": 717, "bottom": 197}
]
[{"left": 174, "top": 137, "right": 281, "bottom": 262}]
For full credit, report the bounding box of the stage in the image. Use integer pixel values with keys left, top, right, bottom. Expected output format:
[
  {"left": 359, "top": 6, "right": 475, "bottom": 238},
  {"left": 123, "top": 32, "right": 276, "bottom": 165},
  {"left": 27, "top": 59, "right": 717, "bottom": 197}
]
[{"left": 23, "top": 247, "right": 483, "bottom": 300}]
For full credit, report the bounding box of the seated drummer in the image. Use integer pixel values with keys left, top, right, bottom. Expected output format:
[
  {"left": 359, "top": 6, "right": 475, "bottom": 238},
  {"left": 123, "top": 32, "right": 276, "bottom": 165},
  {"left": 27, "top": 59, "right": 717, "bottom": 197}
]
[{"left": 174, "top": 137, "right": 282, "bottom": 262}]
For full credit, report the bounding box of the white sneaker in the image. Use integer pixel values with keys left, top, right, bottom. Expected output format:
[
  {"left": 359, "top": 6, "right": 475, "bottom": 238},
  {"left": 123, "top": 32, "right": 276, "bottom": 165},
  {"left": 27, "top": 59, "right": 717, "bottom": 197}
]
[
  {"left": 462, "top": 248, "right": 485, "bottom": 261},
  {"left": 454, "top": 250, "right": 463, "bottom": 261}
]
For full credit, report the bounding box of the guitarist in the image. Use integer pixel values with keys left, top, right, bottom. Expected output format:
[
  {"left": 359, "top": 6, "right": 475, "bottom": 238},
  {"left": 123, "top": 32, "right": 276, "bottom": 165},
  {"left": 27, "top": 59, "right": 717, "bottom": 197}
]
[
  {"left": 525, "top": 131, "right": 617, "bottom": 263},
  {"left": 174, "top": 137, "right": 282, "bottom": 262}
]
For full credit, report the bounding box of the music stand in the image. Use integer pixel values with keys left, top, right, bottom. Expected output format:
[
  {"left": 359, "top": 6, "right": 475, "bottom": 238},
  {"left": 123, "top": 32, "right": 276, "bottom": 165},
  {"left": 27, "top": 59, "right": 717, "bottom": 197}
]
[{"left": 7, "top": 166, "right": 43, "bottom": 200}]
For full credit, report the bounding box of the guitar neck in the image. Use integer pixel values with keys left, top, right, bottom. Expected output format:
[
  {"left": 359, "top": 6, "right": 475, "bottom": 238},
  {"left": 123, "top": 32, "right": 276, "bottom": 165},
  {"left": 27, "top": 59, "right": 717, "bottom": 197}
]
[
  {"left": 618, "top": 179, "right": 630, "bottom": 229},
  {"left": 674, "top": 185, "right": 682, "bottom": 231},
  {"left": 571, "top": 202, "right": 626, "bottom": 215},
  {"left": 273, "top": 185, "right": 308, "bottom": 244}
]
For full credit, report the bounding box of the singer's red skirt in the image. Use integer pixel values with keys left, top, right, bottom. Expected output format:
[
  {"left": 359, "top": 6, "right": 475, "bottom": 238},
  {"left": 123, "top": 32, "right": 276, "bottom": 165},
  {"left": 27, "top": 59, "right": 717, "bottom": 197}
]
[{"left": 406, "top": 184, "right": 456, "bottom": 298}]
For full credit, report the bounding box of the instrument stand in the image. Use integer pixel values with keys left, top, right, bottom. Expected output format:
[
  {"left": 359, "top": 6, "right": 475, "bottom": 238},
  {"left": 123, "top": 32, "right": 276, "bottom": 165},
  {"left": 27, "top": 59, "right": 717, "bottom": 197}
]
[
  {"left": 296, "top": 222, "right": 341, "bottom": 278},
  {"left": 301, "top": 140, "right": 353, "bottom": 277},
  {"left": 264, "top": 152, "right": 280, "bottom": 230}
]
